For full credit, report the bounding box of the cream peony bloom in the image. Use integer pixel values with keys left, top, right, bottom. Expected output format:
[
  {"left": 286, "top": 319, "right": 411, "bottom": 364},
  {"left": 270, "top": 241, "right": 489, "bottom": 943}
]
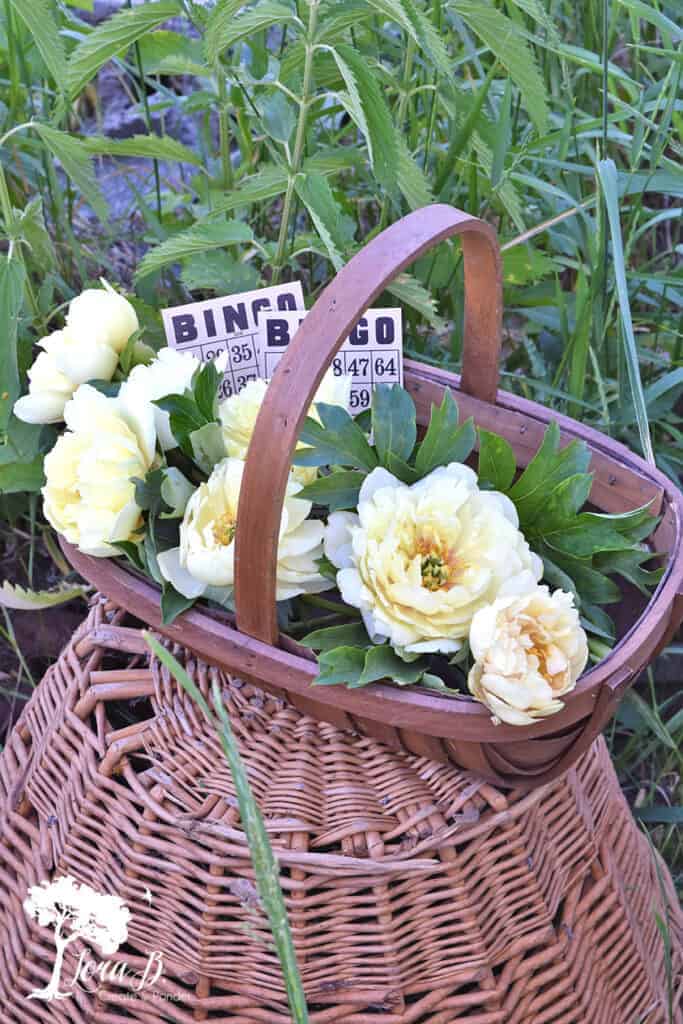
[
  {"left": 218, "top": 368, "right": 353, "bottom": 486},
  {"left": 42, "top": 384, "right": 156, "bottom": 557},
  {"left": 325, "top": 464, "right": 542, "bottom": 658},
  {"left": 120, "top": 347, "right": 199, "bottom": 451},
  {"left": 14, "top": 283, "right": 138, "bottom": 426},
  {"left": 157, "top": 457, "right": 329, "bottom": 601},
  {"left": 13, "top": 332, "right": 77, "bottom": 424},
  {"left": 65, "top": 281, "right": 139, "bottom": 354},
  {"left": 467, "top": 586, "right": 588, "bottom": 725}
]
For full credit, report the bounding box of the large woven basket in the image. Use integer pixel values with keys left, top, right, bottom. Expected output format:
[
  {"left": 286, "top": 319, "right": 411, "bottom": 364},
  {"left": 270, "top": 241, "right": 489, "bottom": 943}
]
[
  {"left": 1, "top": 597, "right": 681, "bottom": 1022},
  {"left": 63, "top": 204, "right": 683, "bottom": 789}
]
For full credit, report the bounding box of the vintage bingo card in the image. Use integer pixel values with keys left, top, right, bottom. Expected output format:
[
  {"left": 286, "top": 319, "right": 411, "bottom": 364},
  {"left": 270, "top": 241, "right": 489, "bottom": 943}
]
[
  {"left": 161, "top": 282, "right": 304, "bottom": 400},
  {"left": 257, "top": 308, "right": 403, "bottom": 413}
]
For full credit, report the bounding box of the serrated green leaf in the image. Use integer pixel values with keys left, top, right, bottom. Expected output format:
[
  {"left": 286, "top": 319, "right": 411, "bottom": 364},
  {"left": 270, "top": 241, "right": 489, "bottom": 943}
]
[
  {"left": 211, "top": 166, "right": 290, "bottom": 214},
  {"left": 181, "top": 252, "right": 260, "bottom": 294},
  {"left": 135, "top": 220, "right": 253, "bottom": 280},
  {"left": 0, "top": 580, "right": 89, "bottom": 610},
  {"left": 299, "top": 404, "right": 378, "bottom": 473},
  {"left": 295, "top": 173, "right": 349, "bottom": 271},
  {"left": 477, "top": 428, "right": 516, "bottom": 491},
  {"left": 301, "top": 622, "right": 368, "bottom": 653},
  {"left": 385, "top": 273, "right": 444, "bottom": 330},
  {"left": 453, "top": 0, "right": 549, "bottom": 133},
  {"left": 79, "top": 134, "right": 202, "bottom": 167},
  {"left": 298, "top": 469, "right": 365, "bottom": 511},
  {"left": 314, "top": 645, "right": 366, "bottom": 685},
  {"left": 397, "top": 136, "right": 434, "bottom": 210},
  {"left": 137, "top": 28, "right": 207, "bottom": 75},
  {"left": 331, "top": 44, "right": 399, "bottom": 194},
  {"left": 365, "top": 0, "right": 451, "bottom": 75},
  {"left": 67, "top": 0, "right": 182, "bottom": 99},
  {"left": 206, "top": 1, "right": 299, "bottom": 64},
  {"left": 35, "top": 125, "right": 108, "bottom": 222},
  {"left": 8, "top": 0, "right": 67, "bottom": 86},
  {"left": 372, "top": 384, "right": 416, "bottom": 466}
]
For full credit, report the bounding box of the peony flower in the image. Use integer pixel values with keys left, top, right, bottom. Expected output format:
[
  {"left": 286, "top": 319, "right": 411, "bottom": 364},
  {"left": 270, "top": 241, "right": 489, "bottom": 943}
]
[
  {"left": 42, "top": 384, "right": 156, "bottom": 557},
  {"left": 467, "top": 586, "right": 588, "bottom": 725},
  {"left": 14, "top": 283, "right": 138, "bottom": 426},
  {"left": 325, "top": 464, "right": 542, "bottom": 658},
  {"left": 13, "top": 333, "right": 77, "bottom": 424},
  {"left": 218, "top": 368, "right": 352, "bottom": 486},
  {"left": 120, "top": 347, "right": 200, "bottom": 451},
  {"left": 65, "top": 281, "right": 139, "bottom": 354},
  {"left": 157, "top": 457, "right": 329, "bottom": 601}
]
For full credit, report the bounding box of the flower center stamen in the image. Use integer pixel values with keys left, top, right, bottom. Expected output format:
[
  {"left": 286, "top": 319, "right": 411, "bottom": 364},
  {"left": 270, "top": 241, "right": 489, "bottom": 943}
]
[
  {"left": 421, "top": 553, "right": 450, "bottom": 591},
  {"left": 213, "top": 512, "right": 236, "bottom": 547}
]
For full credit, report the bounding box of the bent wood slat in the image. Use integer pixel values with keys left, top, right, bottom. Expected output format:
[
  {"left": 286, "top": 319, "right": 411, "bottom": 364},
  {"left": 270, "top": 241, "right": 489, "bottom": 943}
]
[{"left": 235, "top": 205, "right": 502, "bottom": 645}]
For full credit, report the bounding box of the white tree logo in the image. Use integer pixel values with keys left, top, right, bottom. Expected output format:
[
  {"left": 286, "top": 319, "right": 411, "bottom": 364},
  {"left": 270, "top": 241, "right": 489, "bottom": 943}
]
[{"left": 23, "top": 875, "right": 131, "bottom": 1001}]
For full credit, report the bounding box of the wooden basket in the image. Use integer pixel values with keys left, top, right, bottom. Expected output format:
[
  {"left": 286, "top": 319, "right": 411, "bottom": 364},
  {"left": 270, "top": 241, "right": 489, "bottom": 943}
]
[
  {"left": 63, "top": 204, "right": 683, "bottom": 790},
  {"left": 1, "top": 597, "right": 681, "bottom": 1023}
]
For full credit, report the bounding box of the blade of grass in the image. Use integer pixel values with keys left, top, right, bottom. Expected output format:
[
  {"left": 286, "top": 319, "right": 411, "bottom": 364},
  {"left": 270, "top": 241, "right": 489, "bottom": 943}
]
[
  {"left": 143, "top": 633, "right": 309, "bottom": 1023},
  {"left": 597, "top": 158, "right": 654, "bottom": 464}
]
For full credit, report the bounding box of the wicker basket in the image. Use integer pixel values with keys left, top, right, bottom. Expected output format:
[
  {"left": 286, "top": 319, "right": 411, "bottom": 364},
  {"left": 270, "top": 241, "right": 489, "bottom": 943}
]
[
  {"left": 62, "top": 203, "right": 683, "bottom": 789},
  {"left": 0, "top": 597, "right": 681, "bottom": 1023}
]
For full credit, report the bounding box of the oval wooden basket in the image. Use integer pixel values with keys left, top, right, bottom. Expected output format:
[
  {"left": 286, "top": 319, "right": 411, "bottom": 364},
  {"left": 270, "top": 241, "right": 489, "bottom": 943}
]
[{"left": 63, "top": 204, "right": 683, "bottom": 789}]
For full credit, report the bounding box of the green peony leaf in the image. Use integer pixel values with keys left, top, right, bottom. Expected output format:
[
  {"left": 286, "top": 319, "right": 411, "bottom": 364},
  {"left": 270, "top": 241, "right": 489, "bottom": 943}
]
[
  {"left": 372, "top": 384, "right": 417, "bottom": 466},
  {"left": 356, "top": 645, "right": 427, "bottom": 687},
  {"left": 477, "top": 428, "right": 516, "bottom": 491},
  {"left": 298, "top": 403, "right": 378, "bottom": 473},
  {"left": 314, "top": 645, "right": 366, "bottom": 685},
  {"left": 298, "top": 470, "right": 365, "bottom": 511},
  {"left": 161, "top": 584, "right": 196, "bottom": 625},
  {"left": 414, "top": 392, "right": 476, "bottom": 477},
  {"left": 301, "top": 622, "right": 369, "bottom": 653}
]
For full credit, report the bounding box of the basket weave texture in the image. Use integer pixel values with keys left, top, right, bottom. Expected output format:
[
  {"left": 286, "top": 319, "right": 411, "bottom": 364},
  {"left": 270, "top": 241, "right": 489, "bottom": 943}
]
[{"left": 1, "top": 596, "right": 681, "bottom": 1023}]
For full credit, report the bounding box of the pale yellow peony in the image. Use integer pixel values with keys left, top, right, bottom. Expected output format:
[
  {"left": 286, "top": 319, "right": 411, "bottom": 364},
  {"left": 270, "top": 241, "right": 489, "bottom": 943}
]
[
  {"left": 13, "top": 332, "right": 77, "bottom": 424},
  {"left": 157, "top": 457, "right": 329, "bottom": 602},
  {"left": 325, "top": 464, "right": 542, "bottom": 658},
  {"left": 14, "top": 283, "right": 138, "bottom": 425},
  {"left": 120, "top": 347, "right": 200, "bottom": 451},
  {"left": 65, "top": 281, "right": 139, "bottom": 354},
  {"left": 467, "top": 585, "right": 588, "bottom": 725},
  {"left": 218, "top": 368, "right": 352, "bottom": 486},
  {"left": 42, "top": 384, "right": 156, "bottom": 557}
]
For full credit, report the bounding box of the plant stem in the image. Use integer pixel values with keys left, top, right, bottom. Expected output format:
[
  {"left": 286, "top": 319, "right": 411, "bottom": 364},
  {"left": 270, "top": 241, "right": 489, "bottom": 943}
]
[
  {"left": 132, "top": 39, "right": 162, "bottom": 220},
  {"left": 271, "top": 0, "right": 319, "bottom": 284},
  {"left": 0, "top": 159, "right": 41, "bottom": 321},
  {"left": 216, "top": 67, "right": 235, "bottom": 191}
]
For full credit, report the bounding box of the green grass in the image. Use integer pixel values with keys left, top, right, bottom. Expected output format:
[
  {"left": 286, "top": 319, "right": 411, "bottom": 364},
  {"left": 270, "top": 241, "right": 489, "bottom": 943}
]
[{"left": 0, "top": 0, "right": 680, "bottom": 896}]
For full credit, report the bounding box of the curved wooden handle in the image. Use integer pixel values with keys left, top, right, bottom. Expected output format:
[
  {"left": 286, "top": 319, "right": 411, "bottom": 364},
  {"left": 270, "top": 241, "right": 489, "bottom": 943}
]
[{"left": 235, "top": 204, "right": 502, "bottom": 644}]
